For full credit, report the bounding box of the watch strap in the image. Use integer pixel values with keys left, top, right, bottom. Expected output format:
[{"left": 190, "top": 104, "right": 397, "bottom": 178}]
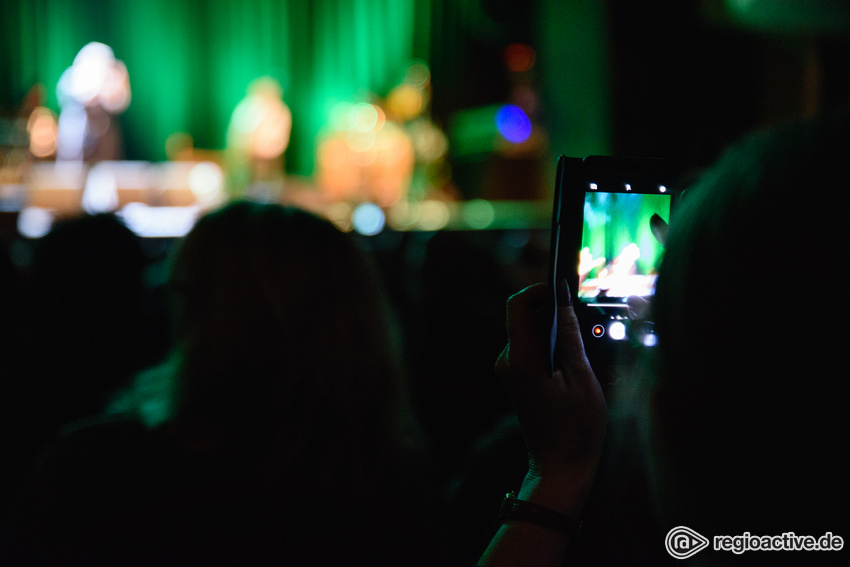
[{"left": 498, "top": 491, "right": 581, "bottom": 541}]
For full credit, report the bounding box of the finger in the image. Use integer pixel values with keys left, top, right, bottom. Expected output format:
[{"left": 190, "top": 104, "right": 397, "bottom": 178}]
[
  {"left": 650, "top": 213, "right": 669, "bottom": 247},
  {"left": 497, "top": 283, "right": 553, "bottom": 383},
  {"left": 553, "top": 280, "right": 592, "bottom": 376},
  {"left": 505, "top": 283, "right": 552, "bottom": 343}
]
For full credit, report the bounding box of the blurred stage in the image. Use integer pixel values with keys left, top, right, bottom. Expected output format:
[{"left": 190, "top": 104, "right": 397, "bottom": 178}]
[{"left": 0, "top": 159, "right": 552, "bottom": 240}]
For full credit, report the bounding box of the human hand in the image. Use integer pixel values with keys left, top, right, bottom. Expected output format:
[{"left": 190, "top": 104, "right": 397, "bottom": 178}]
[{"left": 495, "top": 282, "right": 607, "bottom": 514}]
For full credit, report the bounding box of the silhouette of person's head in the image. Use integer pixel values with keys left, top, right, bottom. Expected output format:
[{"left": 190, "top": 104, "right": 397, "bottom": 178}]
[
  {"left": 650, "top": 112, "right": 849, "bottom": 543},
  {"left": 20, "top": 212, "right": 150, "bottom": 413},
  {"left": 126, "top": 201, "right": 424, "bottom": 495}
]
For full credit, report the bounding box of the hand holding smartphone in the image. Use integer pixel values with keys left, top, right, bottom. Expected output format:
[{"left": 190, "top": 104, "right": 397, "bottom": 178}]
[{"left": 548, "top": 155, "right": 677, "bottom": 373}]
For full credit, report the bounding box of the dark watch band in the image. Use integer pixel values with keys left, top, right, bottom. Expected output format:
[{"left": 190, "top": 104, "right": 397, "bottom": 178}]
[{"left": 498, "top": 491, "right": 581, "bottom": 540}]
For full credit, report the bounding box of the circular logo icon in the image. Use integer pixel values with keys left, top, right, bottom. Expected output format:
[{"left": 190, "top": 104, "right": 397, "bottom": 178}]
[{"left": 665, "top": 526, "right": 710, "bottom": 559}]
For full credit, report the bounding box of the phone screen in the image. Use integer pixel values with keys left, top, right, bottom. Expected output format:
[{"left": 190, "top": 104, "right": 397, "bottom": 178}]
[{"left": 578, "top": 189, "right": 671, "bottom": 305}]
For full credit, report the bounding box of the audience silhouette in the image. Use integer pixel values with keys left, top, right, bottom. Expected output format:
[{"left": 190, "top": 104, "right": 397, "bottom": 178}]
[
  {"left": 0, "top": 213, "right": 165, "bottom": 513},
  {"left": 2, "top": 203, "right": 445, "bottom": 565}
]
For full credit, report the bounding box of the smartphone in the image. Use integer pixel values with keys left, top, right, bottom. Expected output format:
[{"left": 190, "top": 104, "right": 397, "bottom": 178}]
[{"left": 549, "top": 155, "right": 676, "bottom": 368}]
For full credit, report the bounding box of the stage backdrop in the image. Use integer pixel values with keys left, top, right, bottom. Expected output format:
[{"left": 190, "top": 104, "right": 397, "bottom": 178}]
[{"left": 1, "top": 0, "right": 430, "bottom": 176}]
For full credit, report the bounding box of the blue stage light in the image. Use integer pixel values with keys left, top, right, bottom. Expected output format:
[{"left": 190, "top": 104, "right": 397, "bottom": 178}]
[{"left": 495, "top": 104, "right": 532, "bottom": 144}]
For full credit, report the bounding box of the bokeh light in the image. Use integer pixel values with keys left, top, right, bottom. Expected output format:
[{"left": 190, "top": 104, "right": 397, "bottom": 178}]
[
  {"left": 495, "top": 104, "right": 532, "bottom": 144},
  {"left": 27, "top": 107, "right": 58, "bottom": 158},
  {"left": 386, "top": 84, "right": 424, "bottom": 121},
  {"left": 348, "top": 102, "right": 383, "bottom": 132},
  {"left": 387, "top": 199, "right": 421, "bottom": 230},
  {"left": 352, "top": 202, "right": 385, "bottom": 235},
  {"left": 403, "top": 60, "right": 431, "bottom": 88},
  {"left": 17, "top": 207, "right": 54, "bottom": 238},
  {"left": 417, "top": 199, "right": 450, "bottom": 231},
  {"left": 188, "top": 161, "right": 224, "bottom": 204},
  {"left": 462, "top": 199, "right": 495, "bottom": 229},
  {"left": 503, "top": 43, "right": 536, "bottom": 73}
]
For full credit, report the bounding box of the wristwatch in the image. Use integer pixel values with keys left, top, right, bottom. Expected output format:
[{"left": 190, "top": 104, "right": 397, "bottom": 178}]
[{"left": 498, "top": 491, "right": 582, "bottom": 542}]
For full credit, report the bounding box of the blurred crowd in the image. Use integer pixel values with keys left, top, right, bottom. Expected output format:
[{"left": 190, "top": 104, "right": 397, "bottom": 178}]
[{"left": 0, "top": 204, "right": 549, "bottom": 565}]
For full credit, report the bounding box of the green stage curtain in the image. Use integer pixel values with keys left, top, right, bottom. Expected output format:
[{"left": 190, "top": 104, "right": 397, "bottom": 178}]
[{"left": 1, "top": 0, "right": 425, "bottom": 176}]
